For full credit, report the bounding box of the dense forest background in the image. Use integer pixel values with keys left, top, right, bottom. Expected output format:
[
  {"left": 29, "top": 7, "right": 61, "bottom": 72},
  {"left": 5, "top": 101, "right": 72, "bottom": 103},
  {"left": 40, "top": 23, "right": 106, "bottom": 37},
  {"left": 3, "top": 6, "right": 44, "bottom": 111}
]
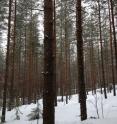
[{"left": 0, "top": 0, "right": 117, "bottom": 123}]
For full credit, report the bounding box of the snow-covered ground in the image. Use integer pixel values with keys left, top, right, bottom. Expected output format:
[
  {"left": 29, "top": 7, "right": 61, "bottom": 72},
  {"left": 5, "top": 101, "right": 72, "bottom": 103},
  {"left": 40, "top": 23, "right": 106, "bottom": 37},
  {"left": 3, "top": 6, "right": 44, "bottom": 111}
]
[{"left": 1, "top": 91, "right": 117, "bottom": 124}]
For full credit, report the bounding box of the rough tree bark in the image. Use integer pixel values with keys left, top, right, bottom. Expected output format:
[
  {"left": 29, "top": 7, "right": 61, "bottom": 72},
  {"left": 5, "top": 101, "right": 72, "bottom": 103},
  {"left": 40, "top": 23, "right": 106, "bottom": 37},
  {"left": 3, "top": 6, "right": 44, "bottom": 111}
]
[
  {"left": 43, "top": 0, "right": 55, "bottom": 124},
  {"left": 76, "top": 0, "right": 87, "bottom": 121}
]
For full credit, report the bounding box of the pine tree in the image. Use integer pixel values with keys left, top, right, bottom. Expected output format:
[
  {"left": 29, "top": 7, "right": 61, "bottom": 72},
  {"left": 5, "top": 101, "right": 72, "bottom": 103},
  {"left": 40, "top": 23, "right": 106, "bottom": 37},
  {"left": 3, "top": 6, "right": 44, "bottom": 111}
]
[
  {"left": 97, "top": 0, "right": 107, "bottom": 99},
  {"left": 53, "top": 0, "right": 57, "bottom": 106},
  {"left": 43, "top": 0, "right": 55, "bottom": 124},
  {"left": 108, "top": 0, "right": 116, "bottom": 96},
  {"left": 1, "top": 0, "right": 12, "bottom": 122},
  {"left": 8, "top": 0, "right": 17, "bottom": 111},
  {"left": 76, "top": 0, "right": 87, "bottom": 121},
  {"left": 109, "top": 0, "right": 117, "bottom": 96}
]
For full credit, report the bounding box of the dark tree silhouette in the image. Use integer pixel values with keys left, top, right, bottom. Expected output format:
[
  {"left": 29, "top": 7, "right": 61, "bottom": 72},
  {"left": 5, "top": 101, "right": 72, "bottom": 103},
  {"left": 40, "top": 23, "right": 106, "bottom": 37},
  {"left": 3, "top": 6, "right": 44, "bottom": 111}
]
[
  {"left": 43, "top": 0, "right": 55, "bottom": 124},
  {"left": 76, "top": 0, "right": 87, "bottom": 121}
]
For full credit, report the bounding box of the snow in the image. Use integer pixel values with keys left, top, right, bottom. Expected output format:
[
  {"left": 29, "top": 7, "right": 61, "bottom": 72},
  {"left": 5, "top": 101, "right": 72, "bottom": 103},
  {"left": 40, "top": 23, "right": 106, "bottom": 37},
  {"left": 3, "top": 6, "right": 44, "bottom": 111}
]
[{"left": 1, "top": 91, "right": 117, "bottom": 124}]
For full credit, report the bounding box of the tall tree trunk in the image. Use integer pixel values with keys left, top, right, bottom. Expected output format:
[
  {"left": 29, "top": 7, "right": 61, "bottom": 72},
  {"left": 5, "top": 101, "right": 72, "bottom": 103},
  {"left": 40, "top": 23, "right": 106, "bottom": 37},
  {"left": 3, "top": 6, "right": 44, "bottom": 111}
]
[
  {"left": 64, "top": 0, "right": 69, "bottom": 104},
  {"left": 1, "top": 0, "right": 12, "bottom": 122},
  {"left": 43, "top": 0, "right": 55, "bottom": 124},
  {"left": 76, "top": 0, "right": 87, "bottom": 121},
  {"left": 53, "top": 0, "right": 57, "bottom": 106},
  {"left": 8, "top": 0, "right": 17, "bottom": 111},
  {"left": 59, "top": 1, "right": 64, "bottom": 101},
  {"left": 108, "top": 0, "right": 116, "bottom": 96},
  {"left": 97, "top": 0, "right": 107, "bottom": 99},
  {"left": 110, "top": 0, "right": 116, "bottom": 96}
]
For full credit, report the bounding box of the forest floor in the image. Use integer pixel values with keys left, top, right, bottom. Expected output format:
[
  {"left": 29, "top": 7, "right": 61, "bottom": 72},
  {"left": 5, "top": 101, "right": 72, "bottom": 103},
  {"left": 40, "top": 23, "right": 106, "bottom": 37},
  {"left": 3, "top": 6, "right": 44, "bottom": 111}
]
[{"left": 1, "top": 90, "right": 117, "bottom": 124}]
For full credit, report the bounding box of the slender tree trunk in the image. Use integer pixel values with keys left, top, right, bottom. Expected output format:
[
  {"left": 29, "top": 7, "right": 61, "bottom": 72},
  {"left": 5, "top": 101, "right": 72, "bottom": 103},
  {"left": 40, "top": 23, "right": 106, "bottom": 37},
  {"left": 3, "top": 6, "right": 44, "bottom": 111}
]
[
  {"left": 110, "top": 0, "right": 116, "bottom": 96},
  {"left": 1, "top": 0, "right": 12, "bottom": 122},
  {"left": 68, "top": 39, "right": 71, "bottom": 99},
  {"left": 76, "top": 0, "right": 87, "bottom": 121},
  {"left": 97, "top": 0, "right": 107, "bottom": 99},
  {"left": 53, "top": 0, "right": 57, "bottom": 106},
  {"left": 64, "top": 0, "right": 69, "bottom": 104},
  {"left": 8, "top": 0, "right": 17, "bottom": 111},
  {"left": 59, "top": 2, "right": 64, "bottom": 101},
  {"left": 108, "top": 0, "right": 116, "bottom": 96}
]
